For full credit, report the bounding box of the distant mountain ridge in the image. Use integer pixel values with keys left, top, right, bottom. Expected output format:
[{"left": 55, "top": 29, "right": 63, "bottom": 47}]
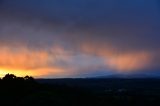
[{"left": 94, "top": 73, "right": 160, "bottom": 79}]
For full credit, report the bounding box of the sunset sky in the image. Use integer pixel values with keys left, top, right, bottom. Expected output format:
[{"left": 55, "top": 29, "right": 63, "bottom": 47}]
[{"left": 0, "top": 0, "right": 160, "bottom": 78}]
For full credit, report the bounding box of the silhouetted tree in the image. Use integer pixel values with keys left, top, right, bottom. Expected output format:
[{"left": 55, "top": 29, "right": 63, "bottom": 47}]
[
  {"left": 1, "top": 73, "right": 36, "bottom": 85},
  {"left": 2, "top": 73, "right": 16, "bottom": 81},
  {"left": 24, "top": 75, "right": 34, "bottom": 81}
]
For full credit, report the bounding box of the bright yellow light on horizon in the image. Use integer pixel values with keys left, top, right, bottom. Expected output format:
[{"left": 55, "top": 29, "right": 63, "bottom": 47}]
[
  {"left": 0, "top": 68, "right": 44, "bottom": 78},
  {"left": 0, "top": 67, "right": 67, "bottom": 78}
]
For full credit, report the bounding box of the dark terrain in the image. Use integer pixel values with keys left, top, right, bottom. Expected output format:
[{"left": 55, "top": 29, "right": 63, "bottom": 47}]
[{"left": 1, "top": 74, "right": 160, "bottom": 106}]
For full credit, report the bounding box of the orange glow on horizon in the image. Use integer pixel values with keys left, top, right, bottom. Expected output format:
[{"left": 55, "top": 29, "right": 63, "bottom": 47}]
[
  {"left": 0, "top": 68, "right": 46, "bottom": 78},
  {"left": 0, "top": 46, "right": 76, "bottom": 78},
  {"left": 0, "top": 67, "right": 67, "bottom": 78},
  {"left": 0, "top": 45, "right": 156, "bottom": 78}
]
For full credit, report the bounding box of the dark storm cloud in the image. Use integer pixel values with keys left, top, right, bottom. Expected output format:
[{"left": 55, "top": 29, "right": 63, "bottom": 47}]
[{"left": 1, "top": 0, "right": 159, "bottom": 50}]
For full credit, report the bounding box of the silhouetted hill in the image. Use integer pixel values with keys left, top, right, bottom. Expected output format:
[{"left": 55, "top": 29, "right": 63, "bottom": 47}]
[{"left": 1, "top": 74, "right": 160, "bottom": 106}]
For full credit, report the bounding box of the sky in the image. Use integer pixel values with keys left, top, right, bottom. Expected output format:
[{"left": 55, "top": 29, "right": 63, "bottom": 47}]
[{"left": 0, "top": 0, "right": 160, "bottom": 78}]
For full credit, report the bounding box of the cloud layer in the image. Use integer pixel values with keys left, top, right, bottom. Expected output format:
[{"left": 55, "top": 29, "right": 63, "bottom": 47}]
[{"left": 0, "top": 0, "right": 159, "bottom": 77}]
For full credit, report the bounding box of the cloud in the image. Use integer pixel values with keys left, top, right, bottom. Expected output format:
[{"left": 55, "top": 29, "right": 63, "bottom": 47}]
[
  {"left": 0, "top": 45, "right": 107, "bottom": 77},
  {"left": 106, "top": 52, "right": 152, "bottom": 72},
  {"left": 0, "top": 0, "right": 159, "bottom": 77}
]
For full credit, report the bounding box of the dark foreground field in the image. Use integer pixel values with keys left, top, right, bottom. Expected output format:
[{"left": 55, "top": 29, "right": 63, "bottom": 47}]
[{"left": 1, "top": 74, "right": 160, "bottom": 106}]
